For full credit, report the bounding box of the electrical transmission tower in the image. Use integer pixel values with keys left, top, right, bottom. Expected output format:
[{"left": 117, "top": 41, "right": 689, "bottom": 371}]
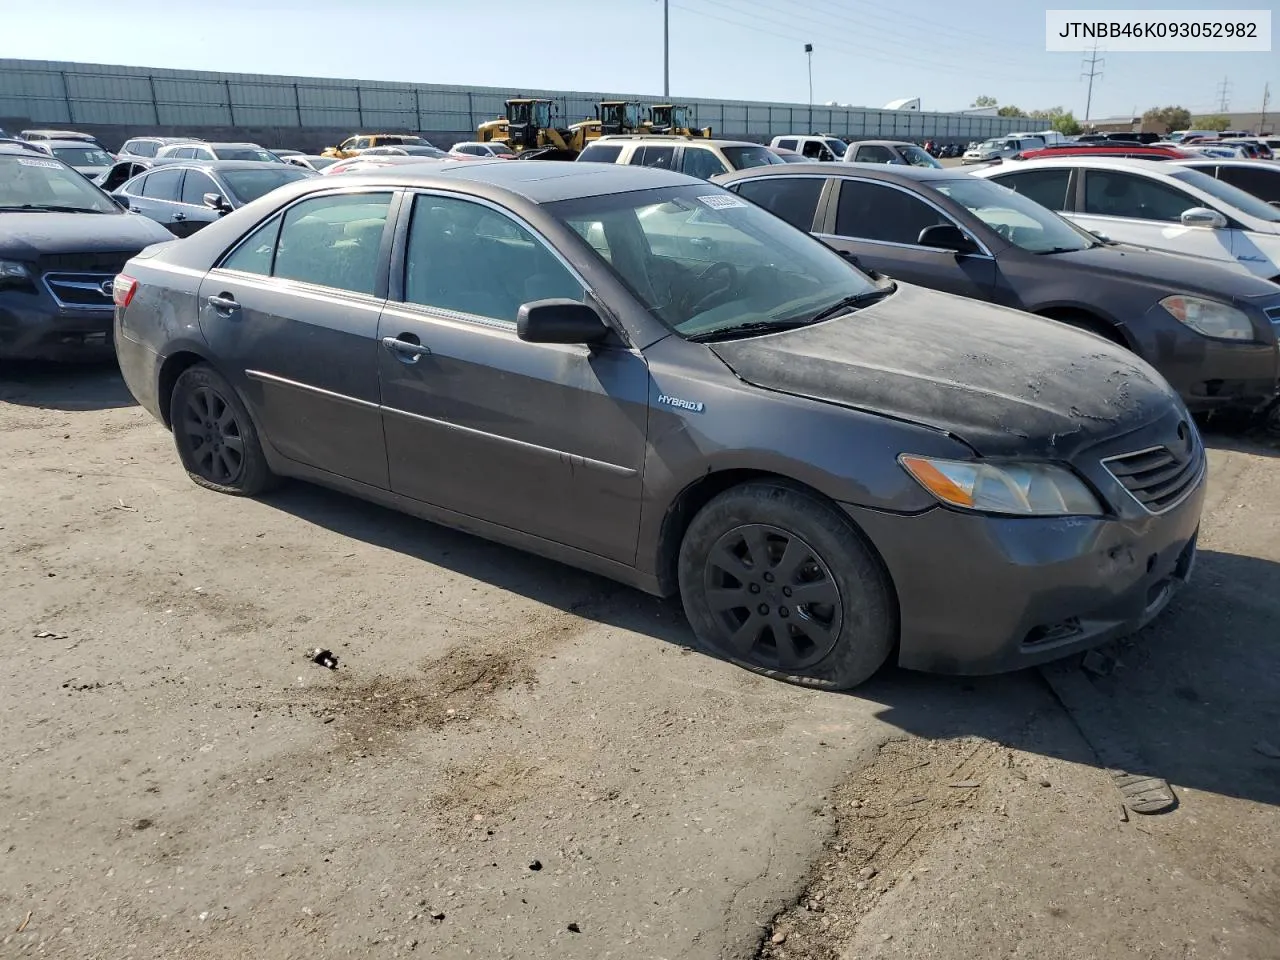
[
  {"left": 1080, "top": 45, "right": 1104, "bottom": 122},
  {"left": 1215, "top": 76, "right": 1232, "bottom": 113}
]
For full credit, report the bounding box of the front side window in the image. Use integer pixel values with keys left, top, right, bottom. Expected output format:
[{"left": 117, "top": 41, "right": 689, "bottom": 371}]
[
  {"left": 221, "top": 167, "right": 313, "bottom": 204},
  {"left": 988, "top": 168, "right": 1072, "bottom": 210},
  {"left": 732, "top": 176, "right": 824, "bottom": 231},
  {"left": 801, "top": 140, "right": 831, "bottom": 160},
  {"left": 853, "top": 144, "right": 895, "bottom": 164},
  {"left": 1215, "top": 165, "right": 1280, "bottom": 204},
  {"left": 352, "top": 138, "right": 372, "bottom": 150},
  {"left": 835, "top": 179, "right": 948, "bottom": 246},
  {"left": 143, "top": 167, "right": 184, "bottom": 201},
  {"left": 720, "top": 145, "right": 784, "bottom": 170},
  {"left": 1168, "top": 166, "right": 1280, "bottom": 222},
  {"left": 632, "top": 145, "right": 676, "bottom": 169},
  {"left": 680, "top": 147, "right": 729, "bottom": 180},
  {"left": 402, "top": 195, "right": 583, "bottom": 323},
  {"left": 221, "top": 216, "right": 282, "bottom": 276},
  {"left": 1082, "top": 170, "right": 1200, "bottom": 222},
  {"left": 578, "top": 144, "right": 623, "bottom": 164},
  {"left": 272, "top": 192, "right": 393, "bottom": 294},
  {"left": 934, "top": 178, "right": 1094, "bottom": 254},
  {"left": 896, "top": 145, "right": 941, "bottom": 168},
  {"left": 180, "top": 170, "right": 219, "bottom": 205},
  {"left": 551, "top": 184, "right": 878, "bottom": 337}
]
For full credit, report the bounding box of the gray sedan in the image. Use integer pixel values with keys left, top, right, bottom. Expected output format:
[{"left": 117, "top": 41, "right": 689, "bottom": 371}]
[
  {"left": 113, "top": 161, "right": 1203, "bottom": 688},
  {"left": 715, "top": 162, "right": 1280, "bottom": 414}
]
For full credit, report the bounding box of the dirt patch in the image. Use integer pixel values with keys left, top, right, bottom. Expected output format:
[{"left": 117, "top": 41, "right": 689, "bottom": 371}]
[
  {"left": 431, "top": 753, "right": 555, "bottom": 825},
  {"left": 757, "top": 735, "right": 1004, "bottom": 959}
]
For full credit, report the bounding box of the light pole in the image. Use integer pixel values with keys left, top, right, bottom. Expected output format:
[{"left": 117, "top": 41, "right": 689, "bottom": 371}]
[
  {"left": 663, "top": 0, "right": 670, "bottom": 99},
  {"left": 804, "top": 43, "right": 813, "bottom": 132}
]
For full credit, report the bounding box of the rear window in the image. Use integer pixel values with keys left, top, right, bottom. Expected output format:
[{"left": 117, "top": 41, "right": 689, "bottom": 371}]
[
  {"left": 214, "top": 146, "right": 279, "bottom": 162},
  {"left": 578, "top": 144, "right": 624, "bottom": 164},
  {"left": 125, "top": 140, "right": 158, "bottom": 157},
  {"left": 50, "top": 146, "right": 113, "bottom": 167},
  {"left": 720, "top": 145, "right": 784, "bottom": 170}
]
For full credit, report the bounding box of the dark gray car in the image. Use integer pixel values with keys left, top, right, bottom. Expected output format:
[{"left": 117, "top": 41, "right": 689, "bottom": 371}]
[
  {"left": 113, "top": 161, "right": 1204, "bottom": 688},
  {"left": 715, "top": 162, "right": 1280, "bottom": 414},
  {"left": 117, "top": 161, "right": 315, "bottom": 237}
]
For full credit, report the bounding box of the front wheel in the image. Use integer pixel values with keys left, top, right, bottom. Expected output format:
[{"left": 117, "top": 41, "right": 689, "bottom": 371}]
[
  {"left": 170, "top": 364, "right": 278, "bottom": 496},
  {"left": 677, "top": 482, "right": 897, "bottom": 689}
]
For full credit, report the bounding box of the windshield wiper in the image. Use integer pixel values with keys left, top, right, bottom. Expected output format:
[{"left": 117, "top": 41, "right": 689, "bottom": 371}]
[
  {"left": 685, "top": 318, "right": 819, "bottom": 343},
  {"left": 1034, "top": 246, "right": 1086, "bottom": 255},
  {"left": 801, "top": 285, "right": 896, "bottom": 324},
  {"left": 0, "top": 203, "right": 109, "bottom": 214}
]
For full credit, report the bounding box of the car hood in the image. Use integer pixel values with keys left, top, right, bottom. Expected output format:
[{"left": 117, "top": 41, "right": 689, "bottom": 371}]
[
  {"left": 709, "top": 283, "right": 1179, "bottom": 460},
  {"left": 0, "top": 211, "right": 173, "bottom": 260},
  {"left": 1042, "top": 242, "right": 1280, "bottom": 301}
]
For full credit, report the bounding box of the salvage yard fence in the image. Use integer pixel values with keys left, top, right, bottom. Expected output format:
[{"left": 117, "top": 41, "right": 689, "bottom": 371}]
[{"left": 0, "top": 59, "right": 1026, "bottom": 143}]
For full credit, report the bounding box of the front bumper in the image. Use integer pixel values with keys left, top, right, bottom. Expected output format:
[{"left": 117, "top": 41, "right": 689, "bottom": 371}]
[
  {"left": 843, "top": 470, "right": 1204, "bottom": 675},
  {"left": 0, "top": 291, "right": 114, "bottom": 361}
]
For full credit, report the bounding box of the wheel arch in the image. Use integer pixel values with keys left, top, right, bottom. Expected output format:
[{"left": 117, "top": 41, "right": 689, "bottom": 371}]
[
  {"left": 156, "top": 348, "right": 217, "bottom": 428},
  {"left": 1034, "top": 305, "right": 1132, "bottom": 348}
]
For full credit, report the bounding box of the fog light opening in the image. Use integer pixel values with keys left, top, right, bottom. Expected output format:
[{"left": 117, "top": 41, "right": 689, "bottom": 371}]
[{"left": 1022, "top": 618, "right": 1083, "bottom": 649}]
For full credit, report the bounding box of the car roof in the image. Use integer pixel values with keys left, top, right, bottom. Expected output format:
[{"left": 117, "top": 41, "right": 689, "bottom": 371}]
[
  {"left": 327, "top": 158, "right": 699, "bottom": 202},
  {"left": 847, "top": 140, "right": 919, "bottom": 148},
  {"left": 976, "top": 156, "right": 1177, "bottom": 173},
  {"left": 1173, "top": 158, "right": 1280, "bottom": 170},
  {"left": 22, "top": 129, "right": 95, "bottom": 138},
  {"left": 149, "top": 160, "right": 297, "bottom": 173},
  {"left": 719, "top": 161, "right": 956, "bottom": 183},
  {"left": 594, "top": 135, "right": 763, "bottom": 148},
  {"left": 39, "top": 139, "right": 109, "bottom": 150}
]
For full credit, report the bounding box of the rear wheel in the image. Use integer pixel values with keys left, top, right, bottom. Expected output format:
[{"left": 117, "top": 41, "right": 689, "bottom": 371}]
[
  {"left": 170, "top": 364, "right": 278, "bottom": 496},
  {"left": 677, "top": 482, "right": 896, "bottom": 689}
]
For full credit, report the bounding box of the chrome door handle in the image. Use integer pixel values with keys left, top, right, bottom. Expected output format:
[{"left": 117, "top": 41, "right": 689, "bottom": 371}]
[
  {"left": 207, "top": 294, "right": 240, "bottom": 312},
  {"left": 382, "top": 335, "right": 431, "bottom": 360}
]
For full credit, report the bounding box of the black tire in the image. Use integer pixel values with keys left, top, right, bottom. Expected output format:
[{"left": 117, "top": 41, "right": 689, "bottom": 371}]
[
  {"left": 169, "top": 364, "right": 278, "bottom": 496},
  {"left": 677, "top": 481, "right": 896, "bottom": 690},
  {"left": 1042, "top": 310, "right": 1125, "bottom": 347}
]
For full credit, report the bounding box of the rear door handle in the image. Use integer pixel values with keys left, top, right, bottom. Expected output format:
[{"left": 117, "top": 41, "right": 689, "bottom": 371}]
[
  {"left": 173, "top": 212, "right": 187, "bottom": 221},
  {"left": 207, "top": 294, "right": 240, "bottom": 312},
  {"left": 381, "top": 335, "right": 431, "bottom": 361}
]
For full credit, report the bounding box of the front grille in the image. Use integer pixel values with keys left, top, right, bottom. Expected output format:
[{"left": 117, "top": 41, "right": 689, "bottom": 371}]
[
  {"left": 42, "top": 272, "right": 116, "bottom": 309},
  {"left": 37, "top": 251, "right": 135, "bottom": 273},
  {"left": 1102, "top": 424, "right": 1204, "bottom": 514}
]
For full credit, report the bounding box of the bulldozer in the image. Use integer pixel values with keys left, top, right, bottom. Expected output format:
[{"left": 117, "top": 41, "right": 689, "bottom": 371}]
[
  {"left": 476, "top": 98, "right": 588, "bottom": 160},
  {"left": 561, "top": 100, "right": 645, "bottom": 145},
  {"left": 646, "top": 104, "right": 711, "bottom": 137}
]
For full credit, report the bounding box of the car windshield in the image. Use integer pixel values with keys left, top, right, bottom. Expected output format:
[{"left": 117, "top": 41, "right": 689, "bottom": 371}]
[
  {"left": 1167, "top": 167, "right": 1280, "bottom": 222},
  {"left": 897, "top": 145, "right": 941, "bottom": 168},
  {"left": 221, "top": 167, "right": 313, "bottom": 204},
  {"left": 214, "top": 147, "right": 280, "bottom": 162},
  {"left": 490, "top": 143, "right": 515, "bottom": 156},
  {"left": 307, "top": 156, "right": 339, "bottom": 170},
  {"left": 0, "top": 153, "right": 119, "bottom": 212},
  {"left": 51, "top": 146, "right": 113, "bottom": 167},
  {"left": 406, "top": 145, "right": 448, "bottom": 157},
  {"left": 934, "top": 178, "right": 1095, "bottom": 253},
  {"left": 549, "top": 184, "right": 881, "bottom": 338},
  {"left": 720, "top": 145, "right": 785, "bottom": 170},
  {"left": 977, "top": 139, "right": 1004, "bottom": 151}
]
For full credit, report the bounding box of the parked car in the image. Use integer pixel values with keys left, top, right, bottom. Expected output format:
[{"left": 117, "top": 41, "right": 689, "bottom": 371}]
[
  {"left": 962, "top": 136, "right": 1046, "bottom": 164},
  {"left": 30, "top": 140, "right": 115, "bottom": 181},
  {"left": 1168, "top": 130, "right": 1221, "bottom": 143},
  {"left": 156, "top": 142, "right": 282, "bottom": 163},
  {"left": 97, "top": 156, "right": 180, "bottom": 193},
  {"left": 1173, "top": 159, "right": 1280, "bottom": 205},
  {"left": 0, "top": 137, "right": 43, "bottom": 154},
  {"left": 0, "top": 144, "right": 174, "bottom": 360},
  {"left": 716, "top": 162, "right": 1280, "bottom": 413},
  {"left": 843, "top": 140, "right": 941, "bottom": 168},
  {"left": 270, "top": 149, "right": 305, "bottom": 158},
  {"left": 575, "top": 135, "right": 784, "bottom": 178},
  {"left": 770, "top": 135, "right": 849, "bottom": 161},
  {"left": 119, "top": 137, "right": 197, "bottom": 159},
  {"left": 973, "top": 157, "right": 1280, "bottom": 282},
  {"left": 281, "top": 154, "right": 341, "bottom": 172},
  {"left": 769, "top": 147, "right": 808, "bottom": 163},
  {"left": 449, "top": 141, "right": 517, "bottom": 159},
  {"left": 1017, "top": 143, "right": 1193, "bottom": 162},
  {"left": 322, "top": 134, "right": 436, "bottom": 158},
  {"left": 360, "top": 144, "right": 452, "bottom": 160},
  {"left": 1182, "top": 144, "right": 1248, "bottom": 159},
  {"left": 116, "top": 160, "right": 315, "bottom": 236},
  {"left": 19, "top": 129, "right": 110, "bottom": 152},
  {"left": 321, "top": 155, "right": 448, "bottom": 176},
  {"left": 112, "top": 161, "right": 1203, "bottom": 688}
]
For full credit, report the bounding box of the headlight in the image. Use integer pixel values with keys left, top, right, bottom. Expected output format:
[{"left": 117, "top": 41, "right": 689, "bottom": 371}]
[
  {"left": 1160, "top": 295, "right": 1254, "bottom": 341},
  {"left": 899, "top": 455, "right": 1104, "bottom": 517},
  {"left": 0, "top": 259, "right": 31, "bottom": 281}
]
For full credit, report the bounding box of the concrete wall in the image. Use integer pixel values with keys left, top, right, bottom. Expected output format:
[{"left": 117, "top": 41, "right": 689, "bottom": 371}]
[{"left": 0, "top": 58, "right": 1026, "bottom": 151}]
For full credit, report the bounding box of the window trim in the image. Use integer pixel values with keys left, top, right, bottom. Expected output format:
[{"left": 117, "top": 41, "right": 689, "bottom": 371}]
[
  {"left": 823, "top": 176, "right": 994, "bottom": 258},
  {"left": 140, "top": 167, "right": 187, "bottom": 203},
  {"left": 211, "top": 187, "right": 403, "bottom": 300},
  {"left": 983, "top": 166, "right": 1076, "bottom": 213},
  {"left": 388, "top": 189, "right": 597, "bottom": 332},
  {"left": 179, "top": 168, "right": 220, "bottom": 207},
  {"left": 1076, "top": 168, "right": 1218, "bottom": 228}
]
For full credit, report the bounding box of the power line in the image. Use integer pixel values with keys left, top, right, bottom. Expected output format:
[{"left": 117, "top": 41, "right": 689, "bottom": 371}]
[
  {"left": 1080, "top": 44, "right": 1104, "bottom": 122},
  {"left": 1215, "top": 76, "right": 1232, "bottom": 112}
]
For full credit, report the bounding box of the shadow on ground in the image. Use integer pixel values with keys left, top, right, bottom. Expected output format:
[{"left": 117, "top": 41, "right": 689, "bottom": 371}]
[
  {"left": 263, "top": 481, "right": 1280, "bottom": 812},
  {"left": 0, "top": 361, "right": 136, "bottom": 411}
]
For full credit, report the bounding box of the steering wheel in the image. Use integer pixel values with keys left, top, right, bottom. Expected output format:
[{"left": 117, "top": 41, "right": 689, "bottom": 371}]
[{"left": 680, "top": 261, "right": 739, "bottom": 317}]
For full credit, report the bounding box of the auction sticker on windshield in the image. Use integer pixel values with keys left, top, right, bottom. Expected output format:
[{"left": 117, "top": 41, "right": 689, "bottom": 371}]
[
  {"left": 697, "top": 194, "right": 748, "bottom": 210},
  {"left": 17, "top": 158, "right": 62, "bottom": 169}
]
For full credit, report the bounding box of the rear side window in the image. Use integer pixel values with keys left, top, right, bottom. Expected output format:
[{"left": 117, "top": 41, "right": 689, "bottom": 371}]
[
  {"left": 990, "top": 168, "right": 1072, "bottom": 210},
  {"left": 1082, "top": 170, "right": 1198, "bottom": 222},
  {"left": 271, "top": 192, "right": 394, "bottom": 294},
  {"left": 630, "top": 145, "right": 676, "bottom": 169},
  {"left": 776, "top": 138, "right": 797, "bottom": 151},
  {"left": 578, "top": 144, "right": 623, "bottom": 164},
  {"left": 680, "top": 147, "right": 729, "bottom": 180},
  {"left": 835, "top": 179, "right": 948, "bottom": 245},
  {"left": 733, "top": 177, "right": 824, "bottom": 231},
  {"left": 126, "top": 140, "right": 158, "bottom": 157},
  {"left": 142, "top": 167, "right": 184, "bottom": 200}
]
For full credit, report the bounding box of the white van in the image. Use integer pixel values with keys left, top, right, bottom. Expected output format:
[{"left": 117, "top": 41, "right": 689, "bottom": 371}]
[{"left": 961, "top": 135, "right": 1046, "bottom": 164}]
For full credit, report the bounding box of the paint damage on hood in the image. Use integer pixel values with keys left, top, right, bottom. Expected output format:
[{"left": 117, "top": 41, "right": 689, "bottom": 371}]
[{"left": 709, "top": 283, "right": 1180, "bottom": 460}]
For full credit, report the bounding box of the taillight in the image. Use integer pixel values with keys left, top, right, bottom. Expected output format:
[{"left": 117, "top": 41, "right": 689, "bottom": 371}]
[{"left": 113, "top": 274, "right": 138, "bottom": 308}]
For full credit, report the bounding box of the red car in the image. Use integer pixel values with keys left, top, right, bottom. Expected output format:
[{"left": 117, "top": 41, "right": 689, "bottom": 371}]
[{"left": 1015, "top": 142, "right": 1194, "bottom": 162}]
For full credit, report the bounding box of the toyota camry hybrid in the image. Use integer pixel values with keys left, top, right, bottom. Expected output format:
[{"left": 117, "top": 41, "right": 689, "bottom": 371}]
[{"left": 113, "top": 161, "right": 1205, "bottom": 688}]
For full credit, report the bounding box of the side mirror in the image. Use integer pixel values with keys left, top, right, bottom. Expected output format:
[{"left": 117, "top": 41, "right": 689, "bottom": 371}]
[
  {"left": 517, "top": 299, "right": 611, "bottom": 345},
  {"left": 204, "top": 192, "right": 232, "bottom": 214},
  {"left": 917, "top": 223, "right": 978, "bottom": 254},
  {"left": 1088, "top": 229, "right": 1113, "bottom": 243},
  {"left": 1180, "top": 206, "right": 1227, "bottom": 229}
]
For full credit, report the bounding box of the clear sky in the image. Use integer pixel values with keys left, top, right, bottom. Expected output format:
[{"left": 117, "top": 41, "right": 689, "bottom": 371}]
[{"left": 4, "top": 0, "right": 1275, "bottom": 120}]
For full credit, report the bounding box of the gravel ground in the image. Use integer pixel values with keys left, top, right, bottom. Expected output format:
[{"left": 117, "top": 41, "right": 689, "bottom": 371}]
[{"left": 2, "top": 361, "right": 1277, "bottom": 959}]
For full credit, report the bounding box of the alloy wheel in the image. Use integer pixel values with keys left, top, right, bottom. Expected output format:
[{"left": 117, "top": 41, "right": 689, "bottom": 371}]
[{"left": 180, "top": 386, "right": 245, "bottom": 485}]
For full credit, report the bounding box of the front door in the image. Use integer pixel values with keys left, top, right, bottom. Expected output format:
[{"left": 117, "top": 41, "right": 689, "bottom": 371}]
[
  {"left": 819, "top": 177, "right": 996, "bottom": 299},
  {"left": 197, "top": 190, "right": 396, "bottom": 488},
  {"left": 171, "top": 167, "right": 224, "bottom": 237},
  {"left": 377, "top": 193, "right": 649, "bottom": 563}
]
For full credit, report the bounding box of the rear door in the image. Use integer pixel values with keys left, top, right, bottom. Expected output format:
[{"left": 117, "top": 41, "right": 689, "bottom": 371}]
[
  {"left": 376, "top": 192, "right": 648, "bottom": 562},
  {"left": 1215, "top": 164, "right": 1280, "bottom": 204},
  {"left": 196, "top": 189, "right": 397, "bottom": 487},
  {"left": 130, "top": 167, "right": 185, "bottom": 232},
  {"left": 817, "top": 177, "right": 996, "bottom": 298},
  {"left": 729, "top": 174, "right": 828, "bottom": 231}
]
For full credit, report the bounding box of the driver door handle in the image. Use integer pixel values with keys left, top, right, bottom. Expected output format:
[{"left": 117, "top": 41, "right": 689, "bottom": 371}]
[
  {"left": 173, "top": 212, "right": 187, "bottom": 221},
  {"left": 207, "top": 294, "right": 240, "bottom": 312},
  {"left": 382, "top": 335, "right": 432, "bottom": 360}
]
